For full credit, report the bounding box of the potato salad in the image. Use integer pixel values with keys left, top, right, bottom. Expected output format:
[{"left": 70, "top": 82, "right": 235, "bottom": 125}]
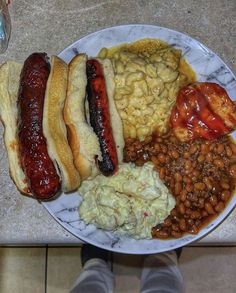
[{"left": 78, "top": 163, "right": 175, "bottom": 239}]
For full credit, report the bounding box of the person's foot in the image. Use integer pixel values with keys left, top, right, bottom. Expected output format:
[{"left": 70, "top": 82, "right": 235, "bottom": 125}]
[
  {"left": 81, "top": 244, "right": 110, "bottom": 267},
  {"left": 175, "top": 247, "right": 182, "bottom": 259}
]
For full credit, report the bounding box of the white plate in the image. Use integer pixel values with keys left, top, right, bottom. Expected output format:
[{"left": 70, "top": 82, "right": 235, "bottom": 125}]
[{"left": 43, "top": 24, "right": 236, "bottom": 254}]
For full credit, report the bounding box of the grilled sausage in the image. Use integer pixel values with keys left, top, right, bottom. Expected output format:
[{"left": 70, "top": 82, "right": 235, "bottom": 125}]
[
  {"left": 86, "top": 58, "right": 118, "bottom": 176},
  {"left": 17, "top": 53, "right": 60, "bottom": 200}
]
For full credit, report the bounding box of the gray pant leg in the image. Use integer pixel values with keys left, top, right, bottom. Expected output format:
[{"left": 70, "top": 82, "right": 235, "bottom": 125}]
[
  {"left": 140, "top": 251, "right": 185, "bottom": 293},
  {"left": 70, "top": 259, "right": 114, "bottom": 293}
]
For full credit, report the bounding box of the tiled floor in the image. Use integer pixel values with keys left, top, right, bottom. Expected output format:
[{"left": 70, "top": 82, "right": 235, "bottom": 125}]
[{"left": 0, "top": 246, "right": 236, "bottom": 293}]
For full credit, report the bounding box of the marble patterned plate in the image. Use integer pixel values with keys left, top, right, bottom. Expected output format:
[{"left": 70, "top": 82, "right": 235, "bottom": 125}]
[{"left": 43, "top": 25, "right": 236, "bottom": 254}]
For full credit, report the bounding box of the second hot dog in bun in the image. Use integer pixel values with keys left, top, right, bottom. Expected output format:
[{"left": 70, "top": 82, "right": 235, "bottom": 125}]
[{"left": 64, "top": 54, "right": 124, "bottom": 179}]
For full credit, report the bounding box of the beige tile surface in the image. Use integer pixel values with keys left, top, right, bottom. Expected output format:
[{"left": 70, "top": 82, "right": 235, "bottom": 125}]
[
  {"left": 47, "top": 247, "right": 82, "bottom": 293},
  {"left": 0, "top": 247, "right": 46, "bottom": 293},
  {"left": 113, "top": 247, "right": 236, "bottom": 293},
  {"left": 180, "top": 247, "right": 236, "bottom": 293},
  {"left": 0, "top": 246, "right": 235, "bottom": 293}
]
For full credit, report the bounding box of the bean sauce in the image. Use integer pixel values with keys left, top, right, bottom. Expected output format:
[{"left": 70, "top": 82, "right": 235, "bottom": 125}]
[{"left": 124, "top": 131, "right": 236, "bottom": 239}]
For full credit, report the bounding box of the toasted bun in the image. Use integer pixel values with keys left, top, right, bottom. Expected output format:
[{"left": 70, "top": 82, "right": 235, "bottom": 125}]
[
  {"left": 43, "top": 56, "right": 81, "bottom": 192},
  {"left": 64, "top": 54, "right": 101, "bottom": 179},
  {"left": 97, "top": 58, "right": 124, "bottom": 163},
  {"left": 0, "top": 61, "right": 31, "bottom": 195}
]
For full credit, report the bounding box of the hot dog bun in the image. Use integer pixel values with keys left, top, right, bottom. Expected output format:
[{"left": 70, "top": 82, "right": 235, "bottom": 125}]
[
  {"left": 43, "top": 56, "right": 81, "bottom": 191},
  {"left": 0, "top": 55, "right": 80, "bottom": 198},
  {"left": 64, "top": 54, "right": 101, "bottom": 179},
  {"left": 0, "top": 61, "right": 30, "bottom": 195}
]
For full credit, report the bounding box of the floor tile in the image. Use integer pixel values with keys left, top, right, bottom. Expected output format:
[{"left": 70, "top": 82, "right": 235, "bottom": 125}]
[
  {"left": 0, "top": 247, "right": 46, "bottom": 293},
  {"left": 113, "top": 253, "right": 145, "bottom": 293},
  {"left": 47, "top": 247, "right": 82, "bottom": 293},
  {"left": 179, "top": 247, "right": 236, "bottom": 293}
]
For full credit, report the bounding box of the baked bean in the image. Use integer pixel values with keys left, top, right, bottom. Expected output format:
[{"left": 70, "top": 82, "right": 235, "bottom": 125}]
[
  {"left": 176, "top": 196, "right": 181, "bottom": 206},
  {"left": 192, "top": 169, "right": 200, "bottom": 177},
  {"left": 154, "top": 143, "right": 161, "bottom": 152},
  {"left": 197, "top": 155, "right": 205, "bottom": 163},
  {"left": 198, "top": 198, "right": 205, "bottom": 208},
  {"left": 178, "top": 203, "right": 186, "bottom": 215},
  {"left": 189, "top": 144, "right": 198, "bottom": 154},
  {"left": 174, "top": 182, "right": 182, "bottom": 195},
  {"left": 213, "top": 159, "right": 225, "bottom": 169},
  {"left": 185, "top": 167, "right": 194, "bottom": 176},
  {"left": 184, "top": 200, "right": 191, "bottom": 208},
  {"left": 211, "top": 182, "right": 221, "bottom": 195},
  {"left": 171, "top": 208, "right": 178, "bottom": 217},
  {"left": 169, "top": 178, "right": 175, "bottom": 189},
  {"left": 163, "top": 218, "right": 172, "bottom": 227},
  {"left": 158, "top": 153, "right": 166, "bottom": 164},
  {"left": 220, "top": 181, "right": 230, "bottom": 190},
  {"left": 135, "top": 159, "right": 144, "bottom": 166},
  {"left": 205, "top": 202, "right": 215, "bottom": 215},
  {"left": 183, "top": 152, "right": 190, "bottom": 158},
  {"left": 185, "top": 184, "right": 193, "bottom": 192},
  {"left": 185, "top": 160, "right": 192, "bottom": 170},
  {"left": 186, "top": 218, "right": 194, "bottom": 226},
  {"left": 171, "top": 150, "right": 179, "bottom": 159},
  {"left": 161, "top": 144, "right": 168, "bottom": 154},
  {"left": 171, "top": 224, "right": 179, "bottom": 232},
  {"left": 171, "top": 230, "right": 182, "bottom": 238},
  {"left": 165, "top": 155, "right": 171, "bottom": 163},
  {"left": 230, "top": 143, "right": 236, "bottom": 154},
  {"left": 203, "top": 177, "right": 213, "bottom": 190},
  {"left": 215, "top": 201, "right": 225, "bottom": 213},
  {"left": 206, "top": 153, "right": 213, "bottom": 162},
  {"left": 202, "top": 210, "right": 208, "bottom": 218},
  {"left": 221, "top": 190, "right": 231, "bottom": 201},
  {"left": 201, "top": 144, "right": 210, "bottom": 155},
  {"left": 190, "top": 210, "right": 201, "bottom": 219},
  {"left": 151, "top": 155, "right": 159, "bottom": 165},
  {"left": 159, "top": 168, "right": 165, "bottom": 180},
  {"left": 226, "top": 146, "right": 233, "bottom": 157},
  {"left": 188, "top": 193, "right": 198, "bottom": 202},
  {"left": 180, "top": 190, "right": 187, "bottom": 201},
  {"left": 216, "top": 144, "right": 224, "bottom": 154},
  {"left": 192, "top": 161, "right": 197, "bottom": 168},
  {"left": 194, "top": 182, "right": 206, "bottom": 191},
  {"left": 209, "top": 195, "right": 218, "bottom": 206},
  {"left": 154, "top": 230, "right": 169, "bottom": 238},
  {"left": 183, "top": 176, "right": 191, "bottom": 184},
  {"left": 156, "top": 137, "right": 163, "bottom": 143},
  {"left": 179, "top": 218, "right": 187, "bottom": 231},
  {"left": 209, "top": 143, "right": 216, "bottom": 151},
  {"left": 229, "top": 164, "right": 236, "bottom": 178},
  {"left": 189, "top": 225, "right": 199, "bottom": 234},
  {"left": 174, "top": 172, "right": 182, "bottom": 182}
]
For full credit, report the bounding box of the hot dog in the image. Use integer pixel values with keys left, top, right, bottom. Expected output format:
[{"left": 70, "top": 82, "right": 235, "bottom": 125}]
[
  {"left": 86, "top": 58, "right": 118, "bottom": 176},
  {"left": 18, "top": 53, "right": 61, "bottom": 200},
  {"left": 0, "top": 53, "right": 80, "bottom": 200},
  {"left": 64, "top": 55, "right": 124, "bottom": 179}
]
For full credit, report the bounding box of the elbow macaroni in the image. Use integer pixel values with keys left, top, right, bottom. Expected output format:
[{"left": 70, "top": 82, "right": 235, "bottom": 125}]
[{"left": 98, "top": 39, "right": 196, "bottom": 140}]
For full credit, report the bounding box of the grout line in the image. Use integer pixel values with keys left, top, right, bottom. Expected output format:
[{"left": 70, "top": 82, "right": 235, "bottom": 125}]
[
  {"left": 45, "top": 245, "right": 48, "bottom": 293},
  {"left": 111, "top": 251, "right": 113, "bottom": 272},
  {"left": 0, "top": 244, "right": 235, "bottom": 248}
]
